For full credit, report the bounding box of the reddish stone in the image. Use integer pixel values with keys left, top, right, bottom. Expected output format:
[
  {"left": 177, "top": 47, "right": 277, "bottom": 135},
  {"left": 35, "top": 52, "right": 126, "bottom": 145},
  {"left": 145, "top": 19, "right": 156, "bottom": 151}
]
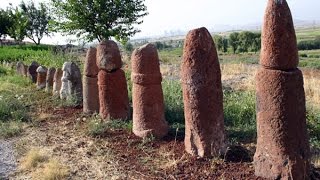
[
  {"left": 96, "top": 40, "right": 122, "bottom": 72},
  {"left": 83, "top": 76, "right": 99, "bottom": 114},
  {"left": 260, "top": 0, "right": 298, "bottom": 70},
  {"left": 53, "top": 68, "right": 63, "bottom": 96},
  {"left": 45, "top": 67, "right": 56, "bottom": 92},
  {"left": 254, "top": 68, "right": 310, "bottom": 179},
  {"left": 84, "top": 47, "right": 99, "bottom": 77},
  {"left": 36, "top": 66, "right": 47, "bottom": 89},
  {"left": 28, "top": 61, "right": 39, "bottom": 83},
  {"left": 181, "top": 27, "right": 226, "bottom": 157},
  {"left": 98, "top": 69, "right": 129, "bottom": 120},
  {"left": 131, "top": 43, "right": 168, "bottom": 138}
]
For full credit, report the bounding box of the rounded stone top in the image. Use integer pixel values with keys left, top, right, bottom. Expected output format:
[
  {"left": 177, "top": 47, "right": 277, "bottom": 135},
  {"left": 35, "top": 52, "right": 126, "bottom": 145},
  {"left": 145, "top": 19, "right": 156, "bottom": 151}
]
[
  {"left": 260, "top": 0, "right": 298, "bottom": 70},
  {"left": 181, "top": 27, "right": 220, "bottom": 85},
  {"left": 30, "top": 61, "right": 39, "bottom": 67},
  {"left": 84, "top": 47, "right": 99, "bottom": 77},
  {"left": 62, "top": 62, "right": 81, "bottom": 81},
  {"left": 36, "top": 66, "right": 47, "bottom": 73},
  {"left": 96, "top": 40, "right": 122, "bottom": 72},
  {"left": 131, "top": 43, "right": 161, "bottom": 75}
]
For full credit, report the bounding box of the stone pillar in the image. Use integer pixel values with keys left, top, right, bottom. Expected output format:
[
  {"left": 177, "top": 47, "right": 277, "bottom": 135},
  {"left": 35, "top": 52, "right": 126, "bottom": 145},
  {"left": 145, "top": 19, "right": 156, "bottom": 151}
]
[
  {"left": 83, "top": 47, "right": 99, "bottom": 114},
  {"left": 97, "top": 40, "right": 129, "bottom": 120},
  {"left": 16, "top": 62, "right": 25, "bottom": 76},
  {"left": 53, "top": 68, "right": 63, "bottom": 96},
  {"left": 45, "top": 67, "right": 56, "bottom": 92},
  {"left": 60, "top": 70, "right": 69, "bottom": 100},
  {"left": 28, "top": 61, "right": 39, "bottom": 83},
  {"left": 254, "top": 0, "right": 310, "bottom": 179},
  {"left": 61, "top": 62, "right": 83, "bottom": 104},
  {"left": 36, "top": 66, "right": 47, "bottom": 89},
  {"left": 181, "top": 27, "right": 225, "bottom": 158},
  {"left": 131, "top": 44, "right": 168, "bottom": 138},
  {"left": 23, "top": 65, "right": 29, "bottom": 77}
]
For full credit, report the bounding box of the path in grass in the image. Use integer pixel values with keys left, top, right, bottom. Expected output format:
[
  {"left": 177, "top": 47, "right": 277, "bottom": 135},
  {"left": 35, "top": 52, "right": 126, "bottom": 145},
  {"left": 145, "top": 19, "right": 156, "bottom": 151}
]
[{"left": 0, "top": 139, "right": 16, "bottom": 178}]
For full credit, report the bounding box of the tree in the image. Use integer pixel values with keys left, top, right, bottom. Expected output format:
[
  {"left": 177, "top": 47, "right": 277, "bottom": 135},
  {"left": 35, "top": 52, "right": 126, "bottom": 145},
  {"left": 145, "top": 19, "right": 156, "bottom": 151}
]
[
  {"left": 222, "top": 38, "right": 228, "bottom": 53},
  {"left": 124, "top": 42, "right": 133, "bottom": 52},
  {"left": 20, "top": 1, "right": 52, "bottom": 45},
  {"left": 7, "top": 7, "right": 28, "bottom": 42},
  {"left": 229, "top": 32, "right": 240, "bottom": 54},
  {"left": 238, "top": 31, "right": 255, "bottom": 52},
  {"left": 51, "top": 0, "right": 148, "bottom": 43},
  {"left": 0, "top": 9, "right": 13, "bottom": 41},
  {"left": 213, "top": 35, "right": 223, "bottom": 51}
]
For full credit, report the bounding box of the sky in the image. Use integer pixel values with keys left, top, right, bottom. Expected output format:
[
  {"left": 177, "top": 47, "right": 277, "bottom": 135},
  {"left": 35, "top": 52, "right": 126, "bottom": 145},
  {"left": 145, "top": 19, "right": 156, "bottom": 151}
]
[{"left": 1, "top": 0, "right": 320, "bottom": 44}]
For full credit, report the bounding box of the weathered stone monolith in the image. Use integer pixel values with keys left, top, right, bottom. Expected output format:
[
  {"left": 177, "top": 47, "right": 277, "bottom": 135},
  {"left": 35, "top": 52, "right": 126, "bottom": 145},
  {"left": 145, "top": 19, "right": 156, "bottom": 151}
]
[
  {"left": 61, "top": 62, "right": 83, "bottom": 104},
  {"left": 45, "top": 67, "right": 56, "bottom": 92},
  {"left": 60, "top": 70, "right": 69, "bottom": 99},
  {"left": 28, "top": 61, "right": 39, "bottom": 83},
  {"left": 131, "top": 44, "right": 168, "bottom": 138},
  {"left": 16, "top": 62, "right": 25, "bottom": 76},
  {"left": 97, "top": 40, "right": 129, "bottom": 120},
  {"left": 181, "top": 27, "right": 226, "bottom": 158},
  {"left": 36, "top": 66, "right": 47, "bottom": 89},
  {"left": 83, "top": 47, "right": 99, "bottom": 114},
  {"left": 53, "top": 68, "right": 63, "bottom": 96},
  {"left": 254, "top": 0, "right": 310, "bottom": 179}
]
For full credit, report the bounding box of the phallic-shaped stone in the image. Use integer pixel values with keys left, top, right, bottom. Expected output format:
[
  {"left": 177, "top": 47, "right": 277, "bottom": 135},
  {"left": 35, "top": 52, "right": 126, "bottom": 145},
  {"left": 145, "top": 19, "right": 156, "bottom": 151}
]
[
  {"left": 83, "top": 47, "right": 99, "bottom": 114},
  {"left": 61, "top": 62, "right": 83, "bottom": 104},
  {"left": 16, "top": 62, "right": 25, "bottom": 76},
  {"left": 83, "top": 76, "right": 99, "bottom": 113},
  {"left": 45, "top": 67, "right": 56, "bottom": 92},
  {"left": 53, "top": 68, "right": 63, "bottom": 96},
  {"left": 131, "top": 43, "right": 168, "bottom": 138},
  {"left": 181, "top": 27, "right": 226, "bottom": 158},
  {"left": 254, "top": 68, "right": 310, "bottom": 179},
  {"left": 98, "top": 69, "right": 129, "bottom": 120},
  {"left": 96, "top": 40, "right": 122, "bottom": 72},
  {"left": 28, "top": 61, "right": 39, "bottom": 83},
  {"left": 36, "top": 66, "right": 47, "bottom": 89},
  {"left": 260, "top": 0, "right": 298, "bottom": 70},
  {"left": 84, "top": 47, "right": 99, "bottom": 77}
]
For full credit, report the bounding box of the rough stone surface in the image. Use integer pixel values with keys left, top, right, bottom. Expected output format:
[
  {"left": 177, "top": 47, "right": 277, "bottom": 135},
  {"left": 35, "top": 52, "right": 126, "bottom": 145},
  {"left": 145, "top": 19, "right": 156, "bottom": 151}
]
[
  {"left": 60, "top": 70, "right": 69, "bottom": 100},
  {"left": 23, "top": 65, "right": 28, "bottom": 77},
  {"left": 254, "top": 68, "right": 310, "bottom": 179},
  {"left": 98, "top": 69, "right": 129, "bottom": 120},
  {"left": 84, "top": 47, "right": 99, "bottom": 77},
  {"left": 83, "top": 47, "right": 99, "bottom": 114},
  {"left": 53, "top": 68, "right": 63, "bottom": 96},
  {"left": 16, "top": 62, "right": 25, "bottom": 76},
  {"left": 83, "top": 76, "right": 99, "bottom": 114},
  {"left": 96, "top": 40, "right": 122, "bottom": 72},
  {"left": 260, "top": 0, "right": 298, "bottom": 70},
  {"left": 28, "top": 61, "right": 39, "bottom": 83},
  {"left": 61, "top": 62, "right": 83, "bottom": 104},
  {"left": 45, "top": 67, "right": 56, "bottom": 92},
  {"left": 131, "top": 43, "right": 168, "bottom": 138},
  {"left": 36, "top": 66, "right": 47, "bottom": 89},
  {"left": 181, "top": 27, "right": 226, "bottom": 158}
]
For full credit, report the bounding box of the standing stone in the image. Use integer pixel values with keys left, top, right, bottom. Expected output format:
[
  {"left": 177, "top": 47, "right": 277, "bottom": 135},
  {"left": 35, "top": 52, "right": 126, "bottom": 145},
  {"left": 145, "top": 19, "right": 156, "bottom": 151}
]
[
  {"left": 254, "top": 0, "right": 310, "bottom": 179},
  {"left": 28, "top": 61, "right": 39, "bottom": 83},
  {"left": 61, "top": 62, "right": 83, "bottom": 104},
  {"left": 181, "top": 27, "right": 225, "bottom": 158},
  {"left": 16, "top": 62, "right": 25, "bottom": 76},
  {"left": 97, "top": 40, "right": 129, "bottom": 120},
  {"left": 53, "top": 68, "right": 63, "bottom": 96},
  {"left": 131, "top": 44, "right": 168, "bottom": 138},
  {"left": 83, "top": 47, "right": 99, "bottom": 114},
  {"left": 45, "top": 67, "right": 56, "bottom": 92},
  {"left": 36, "top": 66, "right": 47, "bottom": 89},
  {"left": 23, "top": 65, "right": 29, "bottom": 77},
  {"left": 60, "top": 70, "right": 69, "bottom": 100}
]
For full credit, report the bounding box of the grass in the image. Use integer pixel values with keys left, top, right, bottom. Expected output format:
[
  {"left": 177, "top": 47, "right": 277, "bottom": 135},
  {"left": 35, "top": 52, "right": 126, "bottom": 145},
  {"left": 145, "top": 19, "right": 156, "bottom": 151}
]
[{"left": 21, "top": 149, "right": 47, "bottom": 169}]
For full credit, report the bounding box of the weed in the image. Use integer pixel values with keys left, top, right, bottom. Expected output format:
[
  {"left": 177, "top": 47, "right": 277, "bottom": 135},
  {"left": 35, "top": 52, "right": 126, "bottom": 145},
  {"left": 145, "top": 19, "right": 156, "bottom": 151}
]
[
  {"left": 0, "top": 121, "right": 23, "bottom": 138},
  {"left": 21, "top": 149, "right": 47, "bottom": 170},
  {"left": 32, "top": 159, "right": 69, "bottom": 180}
]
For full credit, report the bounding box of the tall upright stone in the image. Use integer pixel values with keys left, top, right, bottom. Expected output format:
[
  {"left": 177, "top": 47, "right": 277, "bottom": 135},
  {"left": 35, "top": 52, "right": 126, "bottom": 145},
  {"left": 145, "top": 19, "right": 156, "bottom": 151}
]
[
  {"left": 254, "top": 0, "right": 310, "bottom": 179},
  {"left": 97, "top": 40, "right": 129, "bottom": 120},
  {"left": 61, "top": 62, "right": 83, "bottom": 104},
  {"left": 28, "top": 61, "right": 39, "bottom": 83},
  {"left": 53, "top": 68, "right": 63, "bottom": 96},
  {"left": 83, "top": 47, "right": 99, "bottom": 114},
  {"left": 181, "top": 27, "right": 225, "bottom": 158},
  {"left": 16, "top": 62, "right": 25, "bottom": 76},
  {"left": 45, "top": 67, "right": 56, "bottom": 92},
  {"left": 131, "top": 44, "right": 168, "bottom": 138},
  {"left": 36, "top": 66, "right": 47, "bottom": 89}
]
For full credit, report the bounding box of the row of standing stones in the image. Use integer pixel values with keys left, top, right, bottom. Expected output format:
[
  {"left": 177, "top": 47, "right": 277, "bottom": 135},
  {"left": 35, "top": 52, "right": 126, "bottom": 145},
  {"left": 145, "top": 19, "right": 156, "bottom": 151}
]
[{"left": 12, "top": 0, "right": 310, "bottom": 178}]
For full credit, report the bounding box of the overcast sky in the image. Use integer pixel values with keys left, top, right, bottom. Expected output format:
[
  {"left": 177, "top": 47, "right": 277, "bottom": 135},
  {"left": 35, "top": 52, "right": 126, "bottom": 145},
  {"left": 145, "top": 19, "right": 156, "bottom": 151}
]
[{"left": 1, "top": 0, "right": 320, "bottom": 44}]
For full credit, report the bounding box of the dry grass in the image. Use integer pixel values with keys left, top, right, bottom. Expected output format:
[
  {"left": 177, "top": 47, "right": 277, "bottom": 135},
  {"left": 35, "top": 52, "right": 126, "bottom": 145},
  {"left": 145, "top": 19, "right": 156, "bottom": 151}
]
[
  {"left": 21, "top": 149, "right": 47, "bottom": 170},
  {"left": 303, "top": 69, "right": 320, "bottom": 106},
  {"left": 32, "top": 159, "right": 69, "bottom": 180}
]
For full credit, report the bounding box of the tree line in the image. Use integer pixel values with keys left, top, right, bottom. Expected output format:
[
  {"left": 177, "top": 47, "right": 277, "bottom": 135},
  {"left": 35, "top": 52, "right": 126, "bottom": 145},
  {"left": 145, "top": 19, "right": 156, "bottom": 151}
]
[{"left": 0, "top": 0, "right": 148, "bottom": 45}]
